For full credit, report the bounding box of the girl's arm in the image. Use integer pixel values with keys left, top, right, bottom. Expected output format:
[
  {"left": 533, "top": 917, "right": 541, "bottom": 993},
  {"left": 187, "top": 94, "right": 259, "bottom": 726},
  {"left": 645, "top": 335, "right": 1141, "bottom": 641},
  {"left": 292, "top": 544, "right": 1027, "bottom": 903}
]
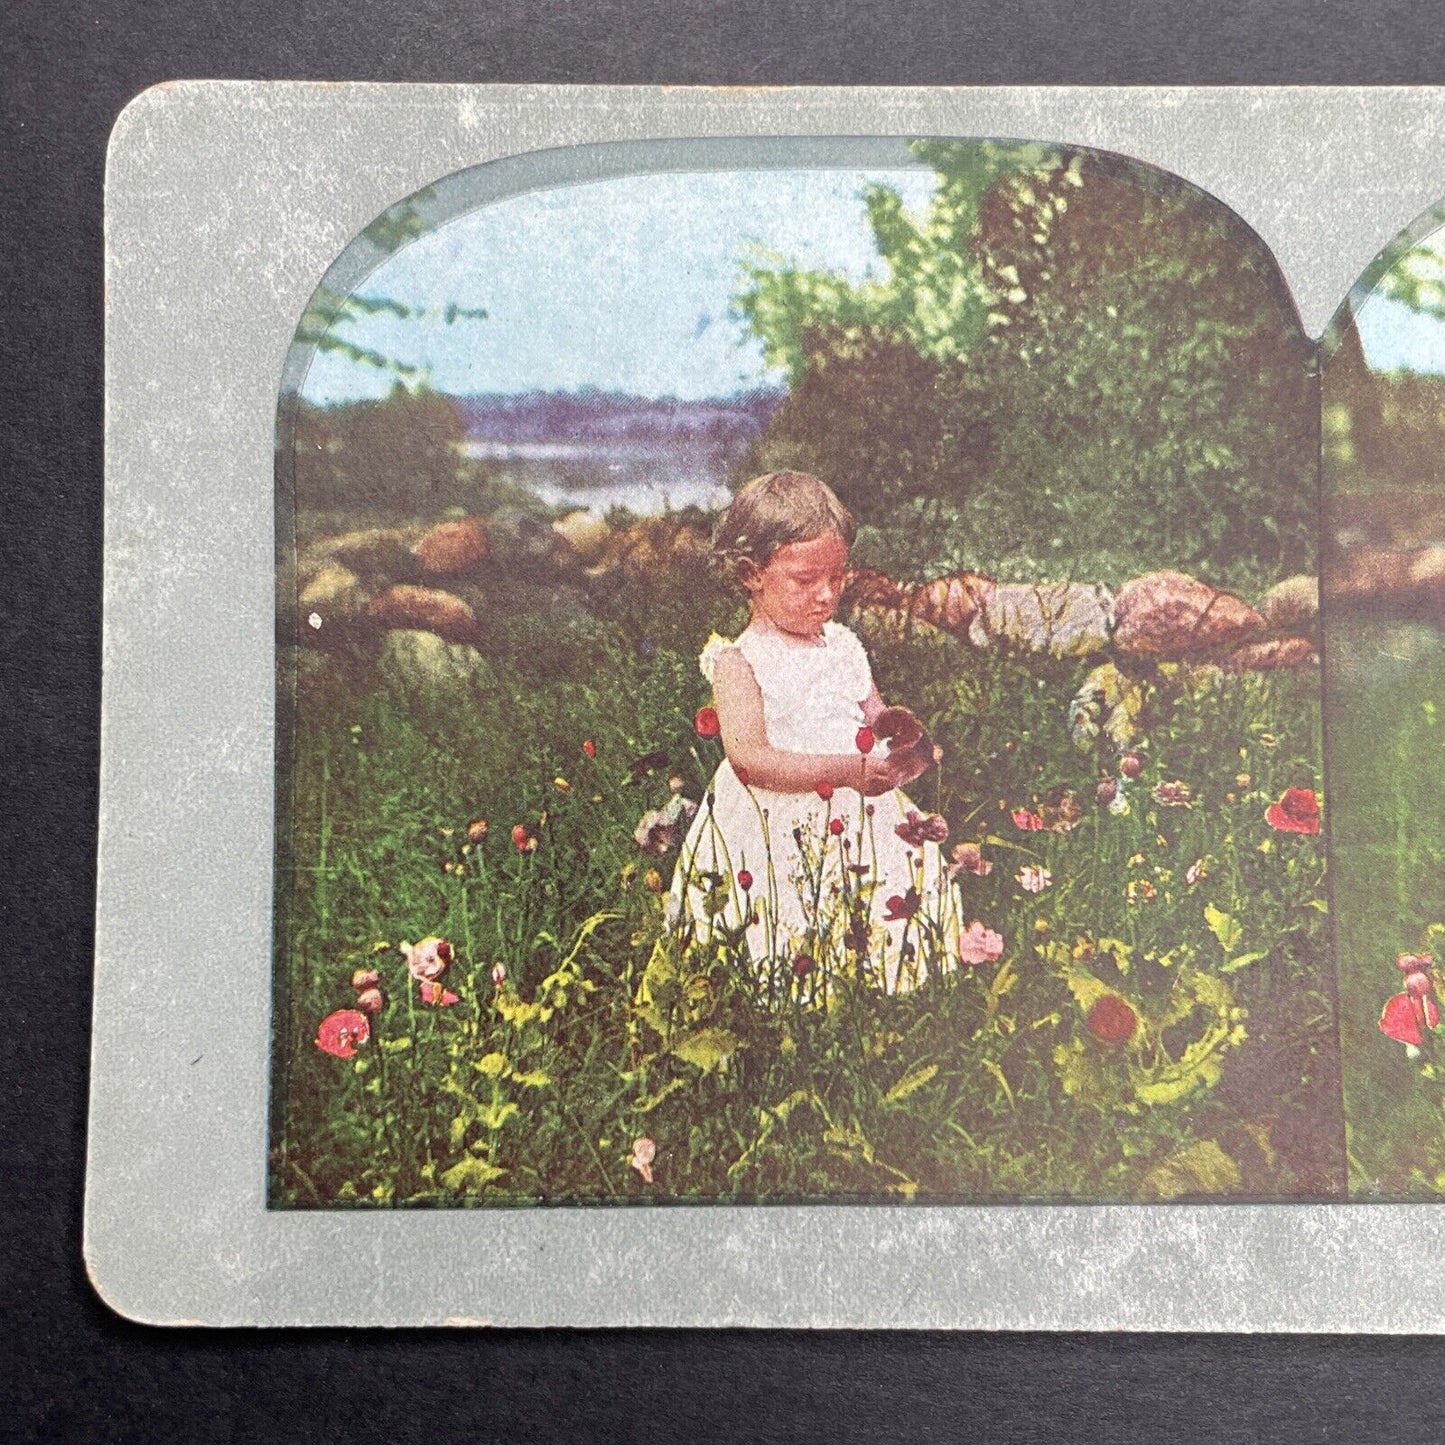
[{"left": 712, "top": 649, "right": 910, "bottom": 795}]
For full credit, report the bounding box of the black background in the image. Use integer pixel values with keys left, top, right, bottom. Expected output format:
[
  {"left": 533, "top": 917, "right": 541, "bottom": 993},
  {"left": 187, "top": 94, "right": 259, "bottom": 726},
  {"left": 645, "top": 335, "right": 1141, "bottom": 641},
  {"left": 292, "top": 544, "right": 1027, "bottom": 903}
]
[{"left": 6, "top": 3, "right": 1445, "bottom": 1440}]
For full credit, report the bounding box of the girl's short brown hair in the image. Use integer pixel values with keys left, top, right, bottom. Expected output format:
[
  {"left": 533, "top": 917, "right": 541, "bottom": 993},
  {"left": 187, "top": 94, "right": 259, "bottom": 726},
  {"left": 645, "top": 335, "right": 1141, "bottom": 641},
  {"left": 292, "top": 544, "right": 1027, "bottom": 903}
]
[{"left": 710, "top": 471, "right": 857, "bottom": 589}]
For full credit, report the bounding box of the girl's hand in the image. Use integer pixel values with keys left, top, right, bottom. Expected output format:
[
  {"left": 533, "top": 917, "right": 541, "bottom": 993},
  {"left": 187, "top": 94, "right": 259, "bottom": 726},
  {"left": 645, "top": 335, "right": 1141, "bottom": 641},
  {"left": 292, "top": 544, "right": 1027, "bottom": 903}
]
[{"left": 861, "top": 750, "right": 927, "bottom": 796}]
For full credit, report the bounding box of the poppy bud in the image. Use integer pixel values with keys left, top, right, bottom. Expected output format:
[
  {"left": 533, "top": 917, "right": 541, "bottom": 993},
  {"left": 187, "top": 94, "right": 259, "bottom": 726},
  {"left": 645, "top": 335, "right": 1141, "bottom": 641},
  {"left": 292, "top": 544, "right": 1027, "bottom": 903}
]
[
  {"left": 829, "top": 818, "right": 845, "bottom": 836},
  {"left": 491, "top": 962, "right": 507, "bottom": 987},
  {"left": 351, "top": 969, "right": 381, "bottom": 991},
  {"left": 583, "top": 739, "right": 597, "bottom": 758},
  {"left": 855, "top": 726, "right": 876, "bottom": 755},
  {"left": 793, "top": 953, "right": 814, "bottom": 979},
  {"left": 816, "top": 782, "right": 834, "bottom": 801},
  {"left": 354, "top": 986, "right": 386, "bottom": 1016},
  {"left": 737, "top": 869, "right": 753, "bottom": 891},
  {"left": 511, "top": 824, "right": 532, "bottom": 851},
  {"left": 467, "top": 818, "right": 489, "bottom": 843},
  {"left": 694, "top": 706, "right": 721, "bottom": 739},
  {"left": 1096, "top": 778, "right": 1118, "bottom": 807},
  {"left": 1120, "top": 752, "right": 1144, "bottom": 780}
]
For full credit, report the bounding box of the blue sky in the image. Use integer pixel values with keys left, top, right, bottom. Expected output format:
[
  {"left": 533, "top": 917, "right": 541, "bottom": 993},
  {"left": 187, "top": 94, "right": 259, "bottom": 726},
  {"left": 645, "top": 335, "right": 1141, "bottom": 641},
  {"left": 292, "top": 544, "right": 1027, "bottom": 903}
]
[
  {"left": 300, "top": 168, "right": 938, "bottom": 406},
  {"left": 1354, "top": 232, "right": 1445, "bottom": 374}
]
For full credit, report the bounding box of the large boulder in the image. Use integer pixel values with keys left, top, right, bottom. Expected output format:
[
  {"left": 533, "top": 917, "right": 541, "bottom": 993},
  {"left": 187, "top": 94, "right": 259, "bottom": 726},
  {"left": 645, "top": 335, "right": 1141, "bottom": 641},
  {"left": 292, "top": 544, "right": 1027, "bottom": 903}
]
[
  {"left": 378, "top": 629, "right": 493, "bottom": 694},
  {"left": 412, "top": 517, "right": 492, "bottom": 576},
  {"left": 967, "top": 581, "right": 1113, "bottom": 657},
  {"left": 841, "top": 569, "right": 989, "bottom": 641},
  {"left": 298, "top": 561, "right": 367, "bottom": 623},
  {"left": 1228, "top": 637, "right": 1319, "bottom": 672},
  {"left": 1113, "top": 571, "right": 1263, "bottom": 660},
  {"left": 365, "top": 584, "right": 480, "bottom": 644},
  {"left": 1256, "top": 574, "right": 1318, "bottom": 631},
  {"left": 552, "top": 509, "right": 613, "bottom": 567},
  {"left": 307, "top": 527, "right": 417, "bottom": 579}
]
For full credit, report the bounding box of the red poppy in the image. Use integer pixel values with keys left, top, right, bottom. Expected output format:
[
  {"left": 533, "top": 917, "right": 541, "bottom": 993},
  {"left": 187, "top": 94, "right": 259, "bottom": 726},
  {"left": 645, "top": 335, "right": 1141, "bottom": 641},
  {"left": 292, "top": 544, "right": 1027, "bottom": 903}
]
[
  {"left": 855, "top": 726, "right": 876, "bottom": 755},
  {"left": 1085, "top": 994, "right": 1138, "bottom": 1047},
  {"left": 511, "top": 823, "right": 534, "bottom": 852},
  {"left": 816, "top": 782, "right": 834, "bottom": 801},
  {"left": 420, "top": 980, "right": 460, "bottom": 1007},
  {"left": 872, "top": 707, "right": 924, "bottom": 751},
  {"left": 1011, "top": 808, "right": 1045, "bottom": 832},
  {"left": 737, "top": 869, "right": 753, "bottom": 892},
  {"left": 883, "top": 888, "right": 920, "bottom": 922},
  {"left": 1265, "top": 787, "right": 1321, "bottom": 834},
  {"left": 695, "top": 706, "right": 721, "bottom": 739},
  {"left": 315, "top": 1009, "right": 370, "bottom": 1058},
  {"left": 583, "top": 738, "right": 597, "bottom": 758},
  {"left": 895, "top": 809, "right": 948, "bottom": 849},
  {"left": 829, "top": 817, "right": 845, "bottom": 836},
  {"left": 1380, "top": 990, "right": 1439, "bottom": 1047}
]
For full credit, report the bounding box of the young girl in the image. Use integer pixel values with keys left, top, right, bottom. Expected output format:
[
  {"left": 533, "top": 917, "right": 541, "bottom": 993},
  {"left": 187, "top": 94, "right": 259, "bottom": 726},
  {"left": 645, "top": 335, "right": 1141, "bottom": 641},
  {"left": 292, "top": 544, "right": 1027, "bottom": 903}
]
[{"left": 669, "top": 471, "right": 964, "bottom": 995}]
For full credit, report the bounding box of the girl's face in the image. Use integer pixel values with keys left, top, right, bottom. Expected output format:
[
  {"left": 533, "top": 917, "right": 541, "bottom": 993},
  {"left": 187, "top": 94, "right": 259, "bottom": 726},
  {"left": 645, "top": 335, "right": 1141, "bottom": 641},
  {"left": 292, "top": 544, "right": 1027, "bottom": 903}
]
[{"left": 740, "top": 531, "right": 849, "bottom": 640}]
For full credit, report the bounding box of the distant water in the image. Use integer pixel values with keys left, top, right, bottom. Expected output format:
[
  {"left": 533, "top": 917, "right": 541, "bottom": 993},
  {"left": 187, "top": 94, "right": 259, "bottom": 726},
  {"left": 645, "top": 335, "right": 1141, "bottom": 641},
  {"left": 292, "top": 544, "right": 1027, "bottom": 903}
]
[{"left": 461, "top": 439, "right": 733, "bottom": 516}]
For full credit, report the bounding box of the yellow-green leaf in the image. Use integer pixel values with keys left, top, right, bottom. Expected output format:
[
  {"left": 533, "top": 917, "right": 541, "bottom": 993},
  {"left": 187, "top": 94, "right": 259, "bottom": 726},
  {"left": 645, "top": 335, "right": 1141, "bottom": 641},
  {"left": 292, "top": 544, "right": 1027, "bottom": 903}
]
[
  {"left": 475, "top": 1051, "right": 510, "bottom": 1078},
  {"left": 1204, "top": 904, "right": 1242, "bottom": 954},
  {"left": 439, "top": 1157, "right": 507, "bottom": 1194},
  {"left": 512, "top": 1069, "right": 552, "bottom": 1089},
  {"left": 1220, "top": 950, "right": 1268, "bottom": 975},
  {"left": 883, "top": 1063, "right": 940, "bottom": 1104},
  {"left": 671, "top": 1027, "right": 744, "bottom": 1074},
  {"left": 1142, "top": 1140, "right": 1241, "bottom": 1200}
]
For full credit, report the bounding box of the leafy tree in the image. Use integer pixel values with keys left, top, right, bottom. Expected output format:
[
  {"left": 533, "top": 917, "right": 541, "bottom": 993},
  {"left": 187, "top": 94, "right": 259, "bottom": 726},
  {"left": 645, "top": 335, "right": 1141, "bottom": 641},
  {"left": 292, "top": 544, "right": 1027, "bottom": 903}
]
[
  {"left": 966, "top": 152, "right": 1317, "bottom": 586},
  {"left": 736, "top": 143, "right": 1317, "bottom": 590},
  {"left": 291, "top": 187, "right": 488, "bottom": 381}
]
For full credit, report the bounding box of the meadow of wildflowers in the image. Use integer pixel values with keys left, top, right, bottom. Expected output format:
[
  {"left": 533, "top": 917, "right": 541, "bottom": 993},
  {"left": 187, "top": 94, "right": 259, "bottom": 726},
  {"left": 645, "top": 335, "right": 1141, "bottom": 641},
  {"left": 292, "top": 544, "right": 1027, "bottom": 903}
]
[{"left": 271, "top": 571, "right": 1338, "bottom": 1207}]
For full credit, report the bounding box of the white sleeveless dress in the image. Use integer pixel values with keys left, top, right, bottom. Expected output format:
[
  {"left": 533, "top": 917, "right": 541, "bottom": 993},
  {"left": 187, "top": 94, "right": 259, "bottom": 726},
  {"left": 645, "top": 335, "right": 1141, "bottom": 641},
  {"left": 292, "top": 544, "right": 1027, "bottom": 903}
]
[{"left": 668, "top": 621, "right": 964, "bottom": 995}]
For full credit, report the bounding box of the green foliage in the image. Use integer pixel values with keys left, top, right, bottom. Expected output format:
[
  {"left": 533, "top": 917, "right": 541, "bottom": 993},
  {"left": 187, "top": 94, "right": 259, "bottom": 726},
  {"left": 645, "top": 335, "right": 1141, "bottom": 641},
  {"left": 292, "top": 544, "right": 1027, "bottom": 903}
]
[
  {"left": 293, "top": 386, "right": 475, "bottom": 515},
  {"left": 736, "top": 144, "right": 1316, "bottom": 591}
]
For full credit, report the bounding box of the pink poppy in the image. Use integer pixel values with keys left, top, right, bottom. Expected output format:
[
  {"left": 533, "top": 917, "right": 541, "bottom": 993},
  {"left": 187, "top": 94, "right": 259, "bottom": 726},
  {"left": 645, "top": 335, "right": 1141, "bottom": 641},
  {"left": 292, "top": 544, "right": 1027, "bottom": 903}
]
[
  {"left": 1016, "top": 865, "right": 1051, "bottom": 893},
  {"left": 948, "top": 842, "right": 993, "bottom": 877},
  {"left": 958, "top": 920, "right": 1004, "bottom": 966},
  {"left": 402, "top": 936, "right": 452, "bottom": 984},
  {"left": 895, "top": 809, "right": 948, "bottom": 849},
  {"left": 491, "top": 962, "right": 507, "bottom": 988},
  {"left": 883, "top": 888, "right": 920, "bottom": 922},
  {"left": 630, "top": 1137, "right": 657, "bottom": 1184},
  {"left": 1011, "top": 808, "right": 1045, "bottom": 832},
  {"left": 351, "top": 968, "right": 381, "bottom": 991},
  {"left": 315, "top": 1009, "right": 370, "bottom": 1058},
  {"left": 1151, "top": 780, "right": 1194, "bottom": 808},
  {"left": 1265, "top": 787, "right": 1320, "bottom": 834},
  {"left": 1120, "top": 752, "right": 1145, "bottom": 780},
  {"left": 583, "top": 738, "right": 597, "bottom": 758},
  {"left": 419, "top": 980, "right": 460, "bottom": 1007}
]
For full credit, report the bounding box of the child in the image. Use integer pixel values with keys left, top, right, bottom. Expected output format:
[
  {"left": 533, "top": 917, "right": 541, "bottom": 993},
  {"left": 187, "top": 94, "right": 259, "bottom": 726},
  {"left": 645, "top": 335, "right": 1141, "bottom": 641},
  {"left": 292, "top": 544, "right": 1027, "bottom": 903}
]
[{"left": 669, "top": 471, "right": 964, "bottom": 995}]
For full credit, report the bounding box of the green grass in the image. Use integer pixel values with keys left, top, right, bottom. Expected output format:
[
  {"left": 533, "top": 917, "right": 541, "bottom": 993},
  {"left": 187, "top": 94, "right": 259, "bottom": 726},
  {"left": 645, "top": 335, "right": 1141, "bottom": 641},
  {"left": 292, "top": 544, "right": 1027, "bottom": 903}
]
[
  {"left": 1328, "top": 615, "right": 1445, "bottom": 1196},
  {"left": 270, "top": 592, "right": 1338, "bottom": 1207}
]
